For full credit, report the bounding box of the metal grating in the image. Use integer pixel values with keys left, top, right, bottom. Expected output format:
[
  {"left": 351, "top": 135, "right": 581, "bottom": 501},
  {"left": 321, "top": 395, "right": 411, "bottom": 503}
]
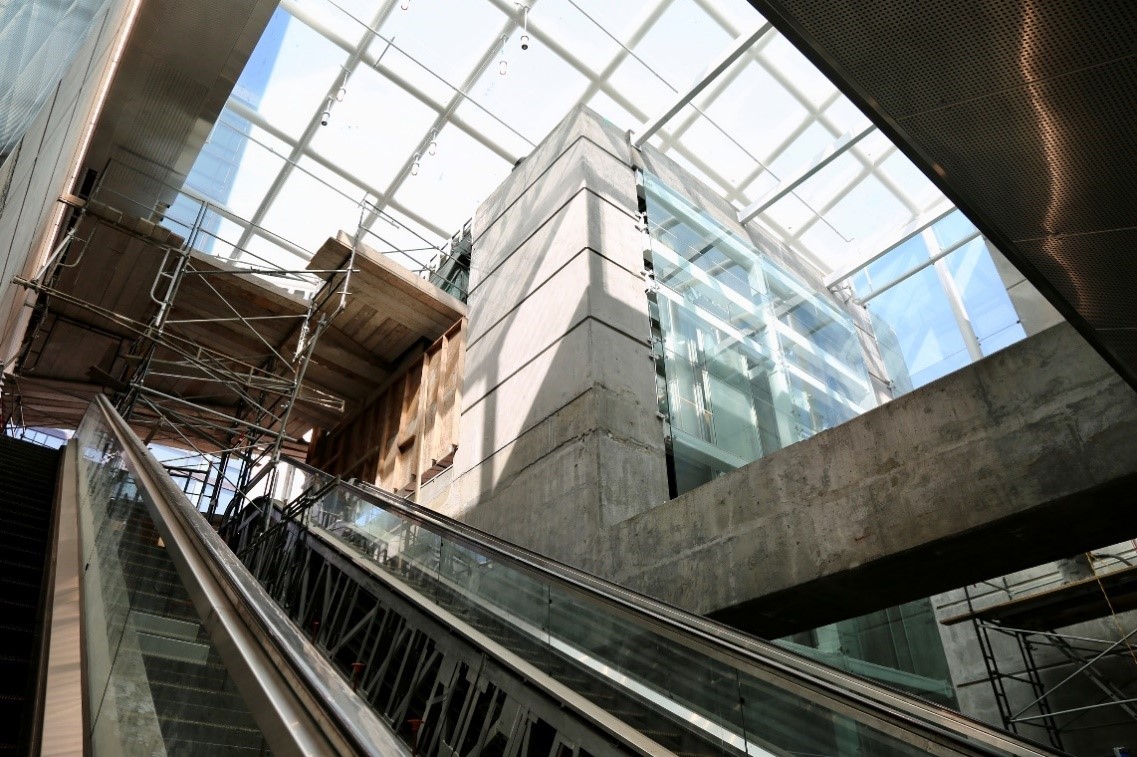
[
  {"left": 900, "top": 56, "right": 1137, "bottom": 240},
  {"left": 759, "top": 1, "right": 1137, "bottom": 119},
  {"left": 1016, "top": 230, "right": 1137, "bottom": 330}
]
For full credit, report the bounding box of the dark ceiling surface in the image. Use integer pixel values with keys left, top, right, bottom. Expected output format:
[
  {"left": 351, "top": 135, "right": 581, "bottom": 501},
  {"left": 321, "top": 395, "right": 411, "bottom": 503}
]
[{"left": 745, "top": 0, "right": 1137, "bottom": 389}]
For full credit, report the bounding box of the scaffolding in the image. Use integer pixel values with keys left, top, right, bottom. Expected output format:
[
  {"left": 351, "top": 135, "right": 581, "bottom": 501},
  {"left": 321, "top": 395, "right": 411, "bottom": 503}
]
[
  {"left": 957, "top": 559, "right": 1137, "bottom": 749},
  {"left": 11, "top": 159, "right": 362, "bottom": 522}
]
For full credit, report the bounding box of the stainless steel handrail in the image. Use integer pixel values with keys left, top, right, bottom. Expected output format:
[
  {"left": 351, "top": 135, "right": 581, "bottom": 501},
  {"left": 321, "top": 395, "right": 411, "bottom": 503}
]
[
  {"left": 277, "top": 454, "right": 1064, "bottom": 757},
  {"left": 94, "top": 396, "right": 411, "bottom": 757}
]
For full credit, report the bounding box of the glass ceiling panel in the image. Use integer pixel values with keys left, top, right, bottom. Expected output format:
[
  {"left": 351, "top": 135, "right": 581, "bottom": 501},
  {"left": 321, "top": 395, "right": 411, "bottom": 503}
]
[
  {"left": 361, "top": 205, "right": 442, "bottom": 272},
  {"left": 797, "top": 217, "right": 852, "bottom": 270},
  {"left": 764, "top": 193, "right": 816, "bottom": 236},
  {"left": 879, "top": 151, "right": 944, "bottom": 211},
  {"left": 452, "top": 99, "right": 534, "bottom": 160},
  {"left": 261, "top": 158, "right": 369, "bottom": 254},
  {"left": 739, "top": 168, "right": 779, "bottom": 202},
  {"left": 185, "top": 113, "right": 289, "bottom": 220},
  {"left": 824, "top": 174, "right": 912, "bottom": 242},
  {"left": 380, "top": 0, "right": 508, "bottom": 87},
  {"left": 704, "top": 0, "right": 769, "bottom": 31},
  {"left": 823, "top": 96, "right": 873, "bottom": 136},
  {"left": 633, "top": 0, "right": 733, "bottom": 89},
  {"left": 605, "top": 55, "right": 673, "bottom": 119},
  {"left": 173, "top": 0, "right": 981, "bottom": 296},
  {"left": 763, "top": 121, "right": 832, "bottom": 178},
  {"left": 374, "top": 42, "right": 455, "bottom": 107},
  {"left": 529, "top": 0, "right": 622, "bottom": 63},
  {"left": 394, "top": 124, "right": 512, "bottom": 234},
  {"left": 757, "top": 34, "right": 836, "bottom": 109},
  {"left": 793, "top": 152, "right": 865, "bottom": 211},
  {"left": 309, "top": 62, "right": 439, "bottom": 191},
  {"left": 297, "top": 0, "right": 386, "bottom": 42},
  {"left": 468, "top": 30, "right": 591, "bottom": 144},
  {"left": 566, "top": 0, "right": 659, "bottom": 33},
  {"left": 676, "top": 109, "right": 760, "bottom": 188},
  {"left": 701, "top": 61, "right": 809, "bottom": 163},
  {"left": 246, "top": 11, "right": 348, "bottom": 139}
]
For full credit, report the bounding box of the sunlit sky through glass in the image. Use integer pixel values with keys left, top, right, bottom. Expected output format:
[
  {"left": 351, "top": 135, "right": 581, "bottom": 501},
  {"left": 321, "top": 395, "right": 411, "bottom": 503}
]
[{"left": 181, "top": 0, "right": 959, "bottom": 281}]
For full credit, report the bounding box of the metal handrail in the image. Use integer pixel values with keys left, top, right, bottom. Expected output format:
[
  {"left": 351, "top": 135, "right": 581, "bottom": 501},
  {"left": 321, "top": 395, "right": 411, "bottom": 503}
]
[
  {"left": 278, "top": 454, "right": 1064, "bottom": 757},
  {"left": 94, "top": 395, "right": 410, "bottom": 756}
]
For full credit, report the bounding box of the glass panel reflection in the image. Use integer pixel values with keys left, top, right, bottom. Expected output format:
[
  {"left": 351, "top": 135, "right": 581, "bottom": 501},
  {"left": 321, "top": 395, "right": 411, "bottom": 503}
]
[{"left": 643, "top": 172, "right": 875, "bottom": 493}]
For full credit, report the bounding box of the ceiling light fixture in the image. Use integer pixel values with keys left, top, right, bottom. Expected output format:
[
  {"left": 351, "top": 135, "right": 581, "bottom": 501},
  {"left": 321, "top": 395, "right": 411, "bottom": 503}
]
[
  {"left": 334, "top": 69, "right": 349, "bottom": 102},
  {"left": 517, "top": 4, "right": 530, "bottom": 50},
  {"left": 411, "top": 153, "right": 421, "bottom": 176},
  {"left": 427, "top": 129, "right": 438, "bottom": 156}
]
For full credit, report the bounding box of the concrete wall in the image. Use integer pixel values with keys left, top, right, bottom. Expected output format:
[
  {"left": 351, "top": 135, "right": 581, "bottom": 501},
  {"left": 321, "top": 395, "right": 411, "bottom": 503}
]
[
  {"left": 430, "top": 106, "right": 669, "bottom": 562},
  {"left": 0, "top": 0, "right": 136, "bottom": 371},
  {"left": 575, "top": 321, "right": 1137, "bottom": 638}
]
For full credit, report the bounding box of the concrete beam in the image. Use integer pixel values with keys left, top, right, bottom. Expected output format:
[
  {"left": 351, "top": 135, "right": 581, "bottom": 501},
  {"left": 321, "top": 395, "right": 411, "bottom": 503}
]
[{"left": 584, "top": 322, "right": 1137, "bottom": 638}]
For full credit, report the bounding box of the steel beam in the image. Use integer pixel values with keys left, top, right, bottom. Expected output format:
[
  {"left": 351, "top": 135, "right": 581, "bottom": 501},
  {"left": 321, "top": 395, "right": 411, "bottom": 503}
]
[
  {"left": 634, "top": 22, "right": 772, "bottom": 149},
  {"left": 738, "top": 125, "right": 874, "bottom": 224},
  {"left": 823, "top": 204, "right": 957, "bottom": 287}
]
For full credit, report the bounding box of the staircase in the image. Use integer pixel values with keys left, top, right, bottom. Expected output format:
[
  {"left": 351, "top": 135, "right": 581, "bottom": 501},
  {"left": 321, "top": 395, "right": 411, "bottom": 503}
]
[{"left": 0, "top": 435, "right": 60, "bottom": 755}]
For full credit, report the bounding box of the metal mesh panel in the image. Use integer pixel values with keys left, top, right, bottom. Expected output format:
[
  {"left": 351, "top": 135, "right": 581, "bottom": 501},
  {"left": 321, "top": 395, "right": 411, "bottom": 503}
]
[{"left": 0, "top": 0, "right": 111, "bottom": 155}]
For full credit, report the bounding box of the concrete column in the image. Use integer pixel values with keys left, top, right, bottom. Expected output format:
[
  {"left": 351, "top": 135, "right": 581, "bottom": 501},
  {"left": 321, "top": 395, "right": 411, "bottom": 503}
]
[{"left": 435, "top": 106, "right": 668, "bottom": 566}]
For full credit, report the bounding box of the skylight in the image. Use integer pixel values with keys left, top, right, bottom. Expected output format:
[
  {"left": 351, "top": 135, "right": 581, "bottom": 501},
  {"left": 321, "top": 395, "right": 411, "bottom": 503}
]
[{"left": 175, "top": 0, "right": 955, "bottom": 281}]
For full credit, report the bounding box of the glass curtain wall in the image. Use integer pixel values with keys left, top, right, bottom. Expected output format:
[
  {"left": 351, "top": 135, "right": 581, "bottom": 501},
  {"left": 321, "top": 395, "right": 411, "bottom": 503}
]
[
  {"left": 644, "top": 172, "right": 959, "bottom": 706},
  {"left": 0, "top": 0, "right": 114, "bottom": 157},
  {"left": 643, "top": 172, "right": 875, "bottom": 495}
]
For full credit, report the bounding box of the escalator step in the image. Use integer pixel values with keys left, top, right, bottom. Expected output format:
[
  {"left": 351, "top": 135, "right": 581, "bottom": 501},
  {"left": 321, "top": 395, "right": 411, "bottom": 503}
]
[{"left": 0, "top": 438, "right": 59, "bottom": 756}]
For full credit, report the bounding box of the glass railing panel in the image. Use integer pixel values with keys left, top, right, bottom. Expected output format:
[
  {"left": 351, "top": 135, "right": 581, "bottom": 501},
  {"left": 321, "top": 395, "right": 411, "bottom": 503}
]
[
  {"left": 256, "top": 457, "right": 1019, "bottom": 756},
  {"left": 76, "top": 411, "right": 269, "bottom": 756}
]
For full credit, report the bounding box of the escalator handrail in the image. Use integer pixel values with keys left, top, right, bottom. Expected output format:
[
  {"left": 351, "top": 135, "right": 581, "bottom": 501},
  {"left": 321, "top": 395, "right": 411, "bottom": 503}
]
[
  {"left": 93, "top": 396, "right": 411, "bottom": 757},
  {"left": 277, "top": 454, "right": 1063, "bottom": 757}
]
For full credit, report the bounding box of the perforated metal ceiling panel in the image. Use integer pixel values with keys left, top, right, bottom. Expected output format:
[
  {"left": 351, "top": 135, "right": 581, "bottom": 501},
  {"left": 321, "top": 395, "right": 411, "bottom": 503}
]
[{"left": 745, "top": 0, "right": 1137, "bottom": 388}]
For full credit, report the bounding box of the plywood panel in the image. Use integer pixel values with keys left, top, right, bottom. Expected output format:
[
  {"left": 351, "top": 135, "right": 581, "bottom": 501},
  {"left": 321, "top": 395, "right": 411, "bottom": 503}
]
[{"left": 307, "top": 319, "right": 466, "bottom": 494}]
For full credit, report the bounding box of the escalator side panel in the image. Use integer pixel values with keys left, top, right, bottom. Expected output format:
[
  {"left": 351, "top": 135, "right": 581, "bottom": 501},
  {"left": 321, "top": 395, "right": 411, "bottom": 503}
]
[{"left": 240, "top": 520, "right": 645, "bottom": 757}]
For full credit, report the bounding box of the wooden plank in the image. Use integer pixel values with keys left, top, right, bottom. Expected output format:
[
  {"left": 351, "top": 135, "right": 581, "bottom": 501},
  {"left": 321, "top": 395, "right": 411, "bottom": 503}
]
[
  {"left": 325, "top": 280, "right": 455, "bottom": 341},
  {"left": 311, "top": 233, "right": 465, "bottom": 322}
]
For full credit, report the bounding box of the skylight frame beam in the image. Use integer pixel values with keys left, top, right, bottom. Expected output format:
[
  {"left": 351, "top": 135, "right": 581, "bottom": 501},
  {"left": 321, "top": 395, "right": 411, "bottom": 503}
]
[
  {"left": 634, "top": 21, "right": 771, "bottom": 149},
  {"left": 823, "top": 204, "right": 957, "bottom": 287},
  {"left": 737, "top": 125, "right": 875, "bottom": 224}
]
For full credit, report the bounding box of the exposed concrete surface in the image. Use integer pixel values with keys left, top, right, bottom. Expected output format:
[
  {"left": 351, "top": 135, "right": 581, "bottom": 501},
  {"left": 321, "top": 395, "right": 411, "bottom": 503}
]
[
  {"left": 580, "top": 322, "right": 1137, "bottom": 638},
  {"left": 435, "top": 106, "right": 668, "bottom": 560}
]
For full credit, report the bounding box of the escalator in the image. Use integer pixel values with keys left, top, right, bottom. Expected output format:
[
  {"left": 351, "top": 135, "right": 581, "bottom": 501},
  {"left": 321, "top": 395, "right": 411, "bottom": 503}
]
[
  {"left": 56, "top": 395, "right": 1065, "bottom": 756},
  {"left": 222, "top": 465, "right": 1066, "bottom": 755},
  {"left": 0, "top": 435, "right": 58, "bottom": 755}
]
